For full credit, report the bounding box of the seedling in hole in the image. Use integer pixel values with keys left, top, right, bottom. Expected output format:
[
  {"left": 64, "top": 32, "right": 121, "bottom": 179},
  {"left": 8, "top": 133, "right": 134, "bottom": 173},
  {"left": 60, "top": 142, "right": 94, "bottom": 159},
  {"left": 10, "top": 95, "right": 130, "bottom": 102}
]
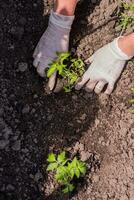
[
  {"left": 46, "top": 151, "right": 87, "bottom": 193},
  {"left": 47, "top": 52, "right": 85, "bottom": 92}
]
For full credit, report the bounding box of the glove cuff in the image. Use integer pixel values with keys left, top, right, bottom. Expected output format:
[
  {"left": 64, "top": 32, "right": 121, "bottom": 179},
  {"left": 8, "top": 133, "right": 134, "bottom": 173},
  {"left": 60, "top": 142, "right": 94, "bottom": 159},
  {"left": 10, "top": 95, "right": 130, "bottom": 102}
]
[
  {"left": 49, "top": 10, "right": 75, "bottom": 29},
  {"left": 109, "top": 37, "right": 133, "bottom": 61}
]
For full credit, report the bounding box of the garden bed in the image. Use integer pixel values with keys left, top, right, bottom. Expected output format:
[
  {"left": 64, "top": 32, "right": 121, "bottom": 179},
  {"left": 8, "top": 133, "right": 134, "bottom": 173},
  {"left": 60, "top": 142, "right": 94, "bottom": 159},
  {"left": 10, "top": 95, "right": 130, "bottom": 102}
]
[{"left": 0, "top": 0, "right": 134, "bottom": 200}]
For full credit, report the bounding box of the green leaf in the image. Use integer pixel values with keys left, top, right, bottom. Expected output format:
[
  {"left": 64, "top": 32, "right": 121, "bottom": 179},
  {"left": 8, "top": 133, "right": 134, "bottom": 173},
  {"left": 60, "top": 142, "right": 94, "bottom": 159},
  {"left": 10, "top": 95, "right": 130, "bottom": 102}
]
[
  {"left": 57, "top": 166, "right": 69, "bottom": 178},
  {"left": 130, "top": 87, "right": 134, "bottom": 93},
  {"left": 57, "top": 165, "right": 66, "bottom": 173},
  {"left": 68, "top": 183, "right": 75, "bottom": 192},
  {"left": 69, "top": 157, "right": 80, "bottom": 178},
  {"left": 72, "top": 157, "right": 77, "bottom": 167},
  {"left": 47, "top": 162, "right": 58, "bottom": 171},
  {"left": 128, "top": 98, "right": 134, "bottom": 103},
  {"left": 55, "top": 166, "right": 69, "bottom": 184},
  {"left": 57, "top": 64, "right": 66, "bottom": 75},
  {"left": 57, "top": 152, "right": 66, "bottom": 163},
  {"left": 75, "top": 167, "right": 80, "bottom": 178},
  {"left": 78, "top": 162, "right": 87, "bottom": 175},
  {"left": 129, "top": 109, "right": 134, "bottom": 113},
  {"left": 62, "top": 186, "right": 69, "bottom": 193},
  {"left": 47, "top": 153, "right": 56, "bottom": 163},
  {"left": 55, "top": 172, "right": 65, "bottom": 183},
  {"left": 70, "top": 169, "right": 75, "bottom": 179},
  {"left": 70, "top": 158, "right": 86, "bottom": 177},
  {"left": 45, "top": 51, "right": 85, "bottom": 93},
  {"left": 63, "top": 86, "right": 72, "bottom": 93},
  {"left": 56, "top": 52, "right": 70, "bottom": 64},
  {"left": 47, "top": 64, "right": 57, "bottom": 78},
  {"left": 62, "top": 184, "right": 75, "bottom": 193},
  {"left": 67, "top": 162, "right": 75, "bottom": 179}
]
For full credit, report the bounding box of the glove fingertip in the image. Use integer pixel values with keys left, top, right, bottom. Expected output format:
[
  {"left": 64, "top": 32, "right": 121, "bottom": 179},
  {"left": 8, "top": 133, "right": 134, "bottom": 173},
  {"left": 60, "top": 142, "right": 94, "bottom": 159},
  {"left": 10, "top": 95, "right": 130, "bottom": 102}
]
[
  {"left": 75, "top": 75, "right": 90, "bottom": 90},
  {"left": 33, "top": 59, "right": 39, "bottom": 68},
  {"left": 105, "top": 84, "right": 114, "bottom": 95},
  {"left": 48, "top": 72, "right": 57, "bottom": 91}
]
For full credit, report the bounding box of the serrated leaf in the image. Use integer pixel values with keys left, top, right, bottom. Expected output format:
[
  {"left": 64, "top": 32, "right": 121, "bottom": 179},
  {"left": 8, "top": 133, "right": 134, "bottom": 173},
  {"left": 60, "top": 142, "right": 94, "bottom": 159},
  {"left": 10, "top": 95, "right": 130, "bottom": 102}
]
[
  {"left": 55, "top": 166, "right": 69, "bottom": 184},
  {"left": 55, "top": 172, "right": 64, "bottom": 183},
  {"left": 57, "top": 166, "right": 69, "bottom": 178},
  {"left": 62, "top": 186, "right": 69, "bottom": 193},
  {"left": 61, "top": 160, "right": 67, "bottom": 166},
  {"left": 67, "top": 162, "right": 72, "bottom": 171},
  {"left": 72, "top": 157, "right": 77, "bottom": 167},
  {"left": 75, "top": 167, "right": 80, "bottom": 178},
  {"left": 68, "top": 184, "right": 75, "bottom": 192},
  {"left": 78, "top": 162, "right": 86, "bottom": 175},
  {"left": 67, "top": 162, "right": 75, "bottom": 178},
  {"left": 62, "top": 184, "right": 75, "bottom": 193},
  {"left": 69, "top": 168, "right": 75, "bottom": 179},
  {"left": 47, "top": 162, "right": 58, "bottom": 171},
  {"left": 57, "top": 152, "right": 66, "bottom": 163},
  {"left": 47, "top": 153, "right": 56, "bottom": 163}
]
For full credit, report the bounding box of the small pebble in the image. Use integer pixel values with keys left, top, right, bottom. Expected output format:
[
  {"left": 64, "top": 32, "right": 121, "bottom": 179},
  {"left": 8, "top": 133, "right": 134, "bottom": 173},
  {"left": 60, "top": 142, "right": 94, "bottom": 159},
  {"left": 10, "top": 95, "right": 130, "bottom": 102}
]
[
  {"left": 6, "top": 184, "right": 15, "bottom": 191},
  {"left": 22, "top": 104, "right": 30, "bottom": 114},
  {"left": 81, "top": 151, "right": 91, "bottom": 161},
  {"left": 18, "top": 62, "right": 28, "bottom": 72},
  {"left": 34, "top": 170, "right": 43, "bottom": 182},
  {"left": 0, "top": 140, "right": 9, "bottom": 149},
  {"left": 12, "top": 140, "right": 21, "bottom": 151},
  {"left": 92, "top": 174, "right": 100, "bottom": 183}
]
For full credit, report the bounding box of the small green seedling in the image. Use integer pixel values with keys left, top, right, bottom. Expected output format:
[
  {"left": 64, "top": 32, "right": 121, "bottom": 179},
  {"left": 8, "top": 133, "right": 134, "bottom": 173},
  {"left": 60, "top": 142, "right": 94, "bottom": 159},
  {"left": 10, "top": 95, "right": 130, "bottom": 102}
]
[
  {"left": 46, "top": 152, "right": 87, "bottom": 193},
  {"left": 47, "top": 52, "right": 85, "bottom": 92},
  {"left": 119, "top": 1, "right": 134, "bottom": 34},
  {"left": 128, "top": 87, "right": 134, "bottom": 113}
]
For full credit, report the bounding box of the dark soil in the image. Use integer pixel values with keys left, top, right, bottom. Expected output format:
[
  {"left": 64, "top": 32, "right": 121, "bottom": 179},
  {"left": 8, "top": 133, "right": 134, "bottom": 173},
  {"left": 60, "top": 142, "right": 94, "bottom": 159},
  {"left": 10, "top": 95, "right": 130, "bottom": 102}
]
[{"left": 0, "top": 0, "right": 134, "bottom": 200}]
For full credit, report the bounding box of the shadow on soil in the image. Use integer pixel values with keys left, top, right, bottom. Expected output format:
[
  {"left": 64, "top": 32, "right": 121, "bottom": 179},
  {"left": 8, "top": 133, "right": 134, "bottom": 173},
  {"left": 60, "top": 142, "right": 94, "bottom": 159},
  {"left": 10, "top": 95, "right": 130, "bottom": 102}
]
[{"left": 0, "top": 0, "right": 102, "bottom": 200}]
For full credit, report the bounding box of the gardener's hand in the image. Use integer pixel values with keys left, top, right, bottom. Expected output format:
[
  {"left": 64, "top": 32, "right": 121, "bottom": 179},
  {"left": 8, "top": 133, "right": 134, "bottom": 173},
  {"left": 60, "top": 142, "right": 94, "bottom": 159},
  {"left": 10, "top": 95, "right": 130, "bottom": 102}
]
[
  {"left": 33, "top": 10, "right": 74, "bottom": 90},
  {"left": 75, "top": 37, "right": 132, "bottom": 94}
]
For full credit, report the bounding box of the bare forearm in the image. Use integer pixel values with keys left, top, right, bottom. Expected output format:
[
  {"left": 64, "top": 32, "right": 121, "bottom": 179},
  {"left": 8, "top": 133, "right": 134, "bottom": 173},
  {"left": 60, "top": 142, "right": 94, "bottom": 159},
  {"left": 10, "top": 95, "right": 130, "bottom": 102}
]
[
  {"left": 53, "top": 0, "right": 77, "bottom": 16},
  {"left": 118, "top": 33, "right": 134, "bottom": 56}
]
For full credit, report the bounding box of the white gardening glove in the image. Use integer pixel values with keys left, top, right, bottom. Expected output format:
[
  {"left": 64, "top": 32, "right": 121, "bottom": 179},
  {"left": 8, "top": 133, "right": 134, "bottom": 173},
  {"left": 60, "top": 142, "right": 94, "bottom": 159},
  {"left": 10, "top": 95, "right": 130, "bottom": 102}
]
[
  {"left": 75, "top": 37, "right": 133, "bottom": 94},
  {"left": 33, "top": 10, "right": 74, "bottom": 90}
]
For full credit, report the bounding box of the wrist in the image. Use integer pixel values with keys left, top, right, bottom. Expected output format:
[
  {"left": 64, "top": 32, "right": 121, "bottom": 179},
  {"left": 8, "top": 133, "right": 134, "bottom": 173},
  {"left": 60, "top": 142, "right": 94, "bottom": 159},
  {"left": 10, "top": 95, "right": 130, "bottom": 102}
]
[
  {"left": 49, "top": 10, "right": 75, "bottom": 29},
  {"left": 118, "top": 33, "right": 134, "bottom": 57},
  {"left": 109, "top": 37, "right": 133, "bottom": 61},
  {"left": 53, "top": 0, "right": 77, "bottom": 16}
]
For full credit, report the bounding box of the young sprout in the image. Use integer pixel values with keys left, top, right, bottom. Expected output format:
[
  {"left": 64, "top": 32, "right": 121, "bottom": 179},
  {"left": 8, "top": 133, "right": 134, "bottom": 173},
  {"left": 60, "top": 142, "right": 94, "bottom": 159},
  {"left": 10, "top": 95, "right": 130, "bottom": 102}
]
[
  {"left": 47, "top": 52, "right": 85, "bottom": 92},
  {"left": 46, "top": 151, "right": 87, "bottom": 193}
]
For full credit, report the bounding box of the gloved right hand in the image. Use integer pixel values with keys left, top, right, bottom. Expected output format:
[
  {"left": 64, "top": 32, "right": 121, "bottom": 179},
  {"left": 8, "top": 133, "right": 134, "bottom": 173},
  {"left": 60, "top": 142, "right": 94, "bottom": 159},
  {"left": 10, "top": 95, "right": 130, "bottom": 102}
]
[{"left": 33, "top": 10, "right": 74, "bottom": 90}]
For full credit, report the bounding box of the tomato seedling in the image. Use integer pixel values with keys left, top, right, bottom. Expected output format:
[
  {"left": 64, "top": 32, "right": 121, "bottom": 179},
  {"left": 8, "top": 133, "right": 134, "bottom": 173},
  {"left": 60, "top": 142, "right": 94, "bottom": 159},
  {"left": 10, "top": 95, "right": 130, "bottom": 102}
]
[
  {"left": 47, "top": 52, "right": 85, "bottom": 92},
  {"left": 46, "top": 151, "right": 87, "bottom": 193}
]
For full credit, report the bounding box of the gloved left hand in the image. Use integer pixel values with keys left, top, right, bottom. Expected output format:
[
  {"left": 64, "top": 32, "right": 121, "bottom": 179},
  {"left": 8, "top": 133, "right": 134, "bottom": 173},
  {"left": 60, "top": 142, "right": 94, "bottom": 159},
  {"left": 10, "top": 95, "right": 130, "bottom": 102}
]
[{"left": 75, "top": 37, "right": 132, "bottom": 94}]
